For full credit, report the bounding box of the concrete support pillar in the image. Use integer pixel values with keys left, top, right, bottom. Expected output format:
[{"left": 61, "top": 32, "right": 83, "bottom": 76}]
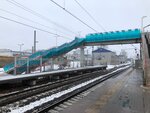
[
  {"left": 80, "top": 46, "right": 85, "bottom": 67},
  {"left": 142, "top": 32, "right": 150, "bottom": 86}
]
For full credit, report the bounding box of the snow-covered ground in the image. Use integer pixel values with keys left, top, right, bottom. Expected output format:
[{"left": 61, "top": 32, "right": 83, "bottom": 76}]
[
  {"left": 107, "top": 65, "right": 115, "bottom": 69},
  {"left": 0, "top": 68, "right": 4, "bottom": 72},
  {"left": 107, "top": 62, "right": 131, "bottom": 70},
  {"left": 9, "top": 65, "right": 130, "bottom": 113},
  {"left": 0, "top": 68, "right": 4, "bottom": 75},
  {"left": 69, "top": 61, "right": 80, "bottom": 68},
  {"left": 30, "top": 64, "right": 59, "bottom": 74}
]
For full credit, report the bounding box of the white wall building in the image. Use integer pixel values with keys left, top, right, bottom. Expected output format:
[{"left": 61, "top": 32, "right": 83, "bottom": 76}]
[
  {"left": 0, "top": 49, "right": 32, "bottom": 57},
  {"left": 92, "top": 48, "right": 127, "bottom": 65}
]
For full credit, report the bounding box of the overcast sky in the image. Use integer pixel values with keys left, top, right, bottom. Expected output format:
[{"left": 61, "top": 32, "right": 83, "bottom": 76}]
[{"left": 0, "top": 0, "right": 150, "bottom": 58}]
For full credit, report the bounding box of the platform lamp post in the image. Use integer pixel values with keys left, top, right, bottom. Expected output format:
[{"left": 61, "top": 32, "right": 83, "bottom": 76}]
[{"left": 141, "top": 16, "right": 147, "bottom": 32}]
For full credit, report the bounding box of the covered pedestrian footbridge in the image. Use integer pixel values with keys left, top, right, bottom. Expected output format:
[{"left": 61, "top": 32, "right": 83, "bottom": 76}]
[{"left": 4, "top": 28, "right": 150, "bottom": 86}]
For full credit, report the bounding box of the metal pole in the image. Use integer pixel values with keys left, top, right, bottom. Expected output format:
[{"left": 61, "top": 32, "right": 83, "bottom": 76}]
[
  {"left": 141, "top": 16, "right": 147, "bottom": 32},
  {"left": 34, "top": 30, "right": 36, "bottom": 53}
]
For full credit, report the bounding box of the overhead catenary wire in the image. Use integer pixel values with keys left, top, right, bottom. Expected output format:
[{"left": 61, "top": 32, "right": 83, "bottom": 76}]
[
  {"left": 0, "top": 8, "right": 73, "bottom": 37},
  {"left": 49, "top": 0, "right": 98, "bottom": 32},
  {"left": 0, "top": 15, "right": 72, "bottom": 40},
  {"left": 5, "top": 0, "right": 77, "bottom": 36},
  {"left": 0, "top": 8, "right": 53, "bottom": 30},
  {"left": 74, "top": 0, "right": 106, "bottom": 32}
]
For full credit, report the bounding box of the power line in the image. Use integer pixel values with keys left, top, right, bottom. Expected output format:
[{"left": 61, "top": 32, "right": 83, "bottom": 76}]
[
  {"left": 0, "top": 8, "right": 53, "bottom": 30},
  {"left": 0, "top": 15, "right": 72, "bottom": 40},
  {"left": 74, "top": 0, "right": 106, "bottom": 32},
  {"left": 0, "top": 8, "right": 74, "bottom": 37},
  {"left": 5, "top": 0, "right": 77, "bottom": 36},
  {"left": 49, "top": 0, "right": 98, "bottom": 32}
]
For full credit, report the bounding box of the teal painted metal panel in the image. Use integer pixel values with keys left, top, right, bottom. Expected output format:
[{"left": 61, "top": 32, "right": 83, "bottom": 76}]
[{"left": 85, "top": 29, "right": 141, "bottom": 43}]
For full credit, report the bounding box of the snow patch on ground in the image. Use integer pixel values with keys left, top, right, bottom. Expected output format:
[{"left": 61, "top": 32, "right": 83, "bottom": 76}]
[
  {"left": 107, "top": 62, "right": 131, "bottom": 70},
  {"left": 0, "top": 68, "right": 4, "bottom": 75},
  {"left": 107, "top": 65, "right": 115, "bottom": 69},
  {"left": 69, "top": 61, "right": 81, "bottom": 68},
  {"left": 0, "top": 68, "right": 4, "bottom": 72},
  {"left": 30, "top": 64, "right": 59, "bottom": 74}
]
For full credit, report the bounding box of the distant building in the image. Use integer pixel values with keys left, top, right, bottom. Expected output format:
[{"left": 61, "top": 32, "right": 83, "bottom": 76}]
[
  {"left": 0, "top": 49, "right": 32, "bottom": 57},
  {"left": 0, "top": 49, "right": 13, "bottom": 56},
  {"left": 92, "top": 48, "right": 127, "bottom": 65},
  {"left": 118, "top": 55, "right": 127, "bottom": 64},
  {"left": 66, "top": 49, "right": 92, "bottom": 67}
]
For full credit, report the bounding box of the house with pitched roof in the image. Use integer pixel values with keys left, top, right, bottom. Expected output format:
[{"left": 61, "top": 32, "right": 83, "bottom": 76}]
[{"left": 92, "top": 48, "right": 124, "bottom": 65}]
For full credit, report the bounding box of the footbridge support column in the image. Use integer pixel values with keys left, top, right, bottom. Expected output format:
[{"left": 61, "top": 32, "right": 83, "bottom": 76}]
[
  {"left": 80, "top": 46, "right": 85, "bottom": 67},
  {"left": 142, "top": 32, "right": 150, "bottom": 86}
]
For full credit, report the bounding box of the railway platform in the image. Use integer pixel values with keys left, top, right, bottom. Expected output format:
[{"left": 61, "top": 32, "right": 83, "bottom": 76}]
[
  {"left": 59, "top": 68, "right": 150, "bottom": 113},
  {"left": 0, "top": 65, "right": 107, "bottom": 85}
]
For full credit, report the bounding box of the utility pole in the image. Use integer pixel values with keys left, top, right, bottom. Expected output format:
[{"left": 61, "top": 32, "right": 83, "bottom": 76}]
[{"left": 33, "top": 30, "right": 36, "bottom": 53}]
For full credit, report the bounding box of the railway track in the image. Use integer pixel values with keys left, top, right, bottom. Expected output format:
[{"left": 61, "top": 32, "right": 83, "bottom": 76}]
[
  {"left": 0, "top": 70, "right": 107, "bottom": 107},
  {"left": 0, "top": 66, "right": 106, "bottom": 95},
  {"left": 31, "top": 66, "right": 129, "bottom": 113},
  {"left": 0, "top": 65, "right": 130, "bottom": 113}
]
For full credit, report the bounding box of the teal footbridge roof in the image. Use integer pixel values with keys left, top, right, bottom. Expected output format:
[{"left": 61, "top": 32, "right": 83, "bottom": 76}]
[
  {"left": 3, "top": 29, "right": 141, "bottom": 74},
  {"left": 85, "top": 29, "right": 141, "bottom": 44}
]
